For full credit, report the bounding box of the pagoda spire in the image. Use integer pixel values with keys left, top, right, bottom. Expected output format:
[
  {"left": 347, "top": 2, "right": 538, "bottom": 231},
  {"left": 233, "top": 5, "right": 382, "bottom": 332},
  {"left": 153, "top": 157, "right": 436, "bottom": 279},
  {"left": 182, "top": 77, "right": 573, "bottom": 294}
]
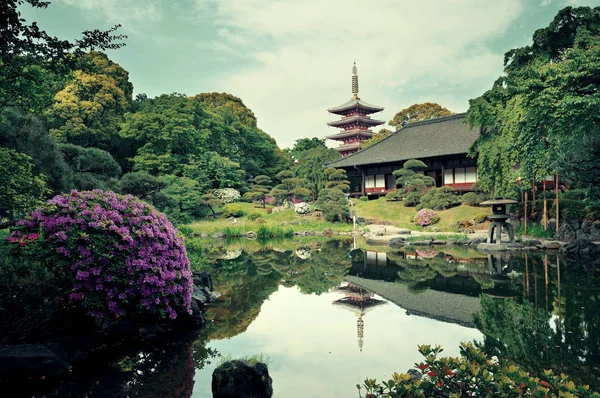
[{"left": 352, "top": 62, "right": 359, "bottom": 99}]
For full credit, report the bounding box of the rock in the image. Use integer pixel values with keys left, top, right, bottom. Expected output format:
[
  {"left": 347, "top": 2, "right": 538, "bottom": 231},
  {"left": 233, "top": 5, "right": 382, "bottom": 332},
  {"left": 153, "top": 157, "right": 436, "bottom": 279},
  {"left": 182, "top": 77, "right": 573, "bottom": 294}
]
[
  {"left": 411, "top": 240, "right": 432, "bottom": 246},
  {"left": 582, "top": 219, "right": 592, "bottom": 234},
  {"left": 271, "top": 206, "right": 285, "bottom": 213},
  {"left": 194, "top": 271, "right": 213, "bottom": 291},
  {"left": 556, "top": 223, "right": 577, "bottom": 241},
  {"left": 543, "top": 241, "right": 561, "bottom": 249},
  {"left": 389, "top": 237, "right": 408, "bottom": 248},
  {"left": 139, "top": 324, "right": 166, "bottom": 342},
  {"left": 201, "top": 232, "right": 208, "bottom": 238},
  {"left": 183, "top": 299, "right": 204, "bottom": 329},
  {"left": 407, "top": 368, "right": 422, "bottom": 381},
  {"left": 192, "top": 284, "right": 212, "bottom": 305},
  {"left": 246, "top": 231, "right": 257, "bottom": 239},
  {"left": 547, "top": 218, "right": 557, "bottom": 233},
  {"left": 212, "top": 360, "right": 273, "bottom": 398},
  {"left": 576, "top": 230, "right": 588, "bottom": 240},
  {"left": 432, "top": 240, "right": 446, "bottom": 245},
  {"left": 212, "top": 232, "right": 226, "bottom": 239},
  {"left": 356, "top": 217, "right": 366, "bottom": 224},
  {"left": 0, "top": 344, "right": 70, "bottom": 377},
  {"left": 294, "top": 202, "right": 311, "bottom": 215},
  {"left": 295, "top": 247, "right": 312, "bottom": 259},
  {"left": 106, "top": 319, "right": 135, "bottom": 340},
  {"left": 524, "top": 239, "right": 542, "bottom": 247},
  {"left": 468, "top": 237, "right": 486, "bottom": 246},
  {"left": 323, "top": 228, "right": 333, "bottom": 236},
  {"left": 559, "top": 239, "right": 600, "bottom": 255},
  {"left": 397, "top": 229, "right": 411, "bottom": 235},
  {"left": 476, "top": 243, "right": 525, "bottom": 252}
]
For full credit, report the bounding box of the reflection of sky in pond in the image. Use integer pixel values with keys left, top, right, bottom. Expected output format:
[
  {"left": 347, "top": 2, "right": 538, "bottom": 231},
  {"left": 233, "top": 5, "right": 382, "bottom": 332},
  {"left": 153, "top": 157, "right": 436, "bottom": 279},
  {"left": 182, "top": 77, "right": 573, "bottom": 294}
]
[{"left": 192, "top": 284, "right": 482, "bottom": 397}]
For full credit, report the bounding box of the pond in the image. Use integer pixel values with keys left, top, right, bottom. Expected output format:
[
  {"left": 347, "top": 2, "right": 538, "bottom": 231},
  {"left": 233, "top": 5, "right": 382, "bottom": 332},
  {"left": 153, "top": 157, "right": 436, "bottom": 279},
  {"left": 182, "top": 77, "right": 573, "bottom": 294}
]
[{"left": 9, "top": 238, "right": 600, "bottom": 397}]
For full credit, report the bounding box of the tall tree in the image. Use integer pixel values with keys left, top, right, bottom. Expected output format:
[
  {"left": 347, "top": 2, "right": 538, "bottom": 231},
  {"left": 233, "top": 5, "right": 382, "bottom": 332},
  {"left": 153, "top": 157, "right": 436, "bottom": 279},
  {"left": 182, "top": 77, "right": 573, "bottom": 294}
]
[
  {"left": 388, "top": 103, "right": 453, "bottom": 130},
  {"left": 361, "top": 128, "right": 393, "bottom": 150},
  {"left": 59, "top": 143, "right": 121, "bottom": 190},
  {"left": 0, "top": 147, "right": 50, "bottom": 222},
  {"left": 0, "top": 0, "right": 125, "bottom": 112},
  {"left": 467, "top": 6, "right": 600, "bottom": 204},
  {"left": 294, "top": 145, "right": 340, "bottom": 201}
]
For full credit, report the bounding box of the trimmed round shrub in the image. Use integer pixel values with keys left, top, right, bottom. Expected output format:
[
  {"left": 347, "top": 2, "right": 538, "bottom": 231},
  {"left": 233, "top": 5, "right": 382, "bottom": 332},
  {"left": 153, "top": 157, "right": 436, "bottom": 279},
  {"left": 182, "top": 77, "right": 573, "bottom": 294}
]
[
  {"left": 473, "top": 212, "right": 489, "bottom": 224},
  {"left": 359, "top": 196, "right": 368, "bottom": 201},
  {"left": 222, "top": 204, "right": 245, "bottom": 218},
  {"left": 7, "top": 190, "right": 192, "bottom": 326},
  {"left": 247, "top": 212, "right": 262, "bottom": 221},
  {"left": 213, "top": 188, "right": 241, "bottom": 203},
  {"left": 413, "top": 208, "right": 440, "bottom": 227},
  {"left": 461, "top": 192, "right": 482, "bottom": 206}
]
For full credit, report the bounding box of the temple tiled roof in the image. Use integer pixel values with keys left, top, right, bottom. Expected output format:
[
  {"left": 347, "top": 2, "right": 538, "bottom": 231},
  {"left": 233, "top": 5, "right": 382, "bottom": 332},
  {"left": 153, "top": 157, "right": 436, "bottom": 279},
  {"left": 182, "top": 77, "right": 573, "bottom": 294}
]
[
  {"left": 328, "top": 98, "right": 384, "bottom": 114},
  {"left": 327, "top": 115, "right": 385, "bottom": 128},
  {"left": 326, "top": 129, "right": 374, "bottom": 140},
  {"left": 327, "top": 113, "right": 479, "bottom": 168}
]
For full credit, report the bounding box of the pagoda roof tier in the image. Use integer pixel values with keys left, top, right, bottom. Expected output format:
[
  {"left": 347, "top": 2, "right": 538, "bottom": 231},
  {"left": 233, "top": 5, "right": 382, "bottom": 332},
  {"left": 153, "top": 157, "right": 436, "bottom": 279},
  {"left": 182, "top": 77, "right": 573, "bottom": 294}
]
[
  {"left": 326, "top": 129, "right": 374, "bottom": 140},
  {"left": 328, "top": 98, "right": 384, "bottom": 115},
  {"left": 327, "top": 115, "right": 385, "bottom": 128},
  {"left": 334, "top": 142, "right": 362, "bottom": 152}
]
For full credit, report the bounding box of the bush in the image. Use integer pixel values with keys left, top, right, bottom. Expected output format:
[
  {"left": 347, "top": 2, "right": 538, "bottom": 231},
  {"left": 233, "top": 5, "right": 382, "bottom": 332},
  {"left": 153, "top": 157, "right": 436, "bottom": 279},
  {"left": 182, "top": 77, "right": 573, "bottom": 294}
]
[
  {"left": 413, "top": 209, "right": 440, "bottom": 227},
  {"left": 315, "top": 188, "right": 349, "bottom": 222},
  {"left": 213, "top": 188, "right": 241, "bottom": 203},
  {"left": 7, "top": 190, "right": 193, "bottom": 326},
  {"left": 417, "top": 186, "right": 460, "bottom": 210},
  {"left": 359, "top": 343, "right": 600, "bottom": 398},
  {"left": 359, "top": 196, "right": 368, "bottom": 201},
  {"left": 222, "top": 204, "right": 245, "bottom": 218},
  {"left": 247, "top": 212, "right": 262, "bottom": 221},
  {"left": 462, "top": 192, "right": 483, "bottom": 206},
  {"left": 254, "top": 217, "right": 266, "bottom": 224},
  {"left": 473, "top": 212, "right": 489, "bottom": 224}
]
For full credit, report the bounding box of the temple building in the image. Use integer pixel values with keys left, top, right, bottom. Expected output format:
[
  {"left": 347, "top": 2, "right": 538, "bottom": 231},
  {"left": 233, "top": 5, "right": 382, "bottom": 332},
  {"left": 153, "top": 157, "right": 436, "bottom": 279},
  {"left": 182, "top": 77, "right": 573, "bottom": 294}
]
[
  {"left": 327, "top": 113, "right": 481, "bottom": 197},
  {"left": 332, "top": 283, "right": 386, "bottom": 351},
  {"left": 326, "top": 63, "right": 385, "bottom": 157}
]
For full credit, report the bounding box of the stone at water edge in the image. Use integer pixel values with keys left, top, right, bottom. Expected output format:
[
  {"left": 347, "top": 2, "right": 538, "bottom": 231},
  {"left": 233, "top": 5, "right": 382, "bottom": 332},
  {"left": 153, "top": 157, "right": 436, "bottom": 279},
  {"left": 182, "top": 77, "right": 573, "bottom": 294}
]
[
  {"left": 0, "top": 344, "right": 70, "bottom": 377},
  {"left": 212, "top": 360, "right": 273, "bottom": 398},
  {"left": 556, "top": 223, "right": 577, "bottom": 241},
  {"left": 194, "top": 271, "right": 213, "bottom": 291},
  {"left": 559, "top": 239, "right": 600, "bottom": 255}
]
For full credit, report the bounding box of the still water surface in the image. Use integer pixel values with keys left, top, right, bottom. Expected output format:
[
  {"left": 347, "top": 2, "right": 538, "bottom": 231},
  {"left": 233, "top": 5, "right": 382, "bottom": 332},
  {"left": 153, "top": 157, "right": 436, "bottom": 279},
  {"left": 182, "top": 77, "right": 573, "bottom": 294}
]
[{"left": 17, "top": 238, "right": 600, "bottom": 397}]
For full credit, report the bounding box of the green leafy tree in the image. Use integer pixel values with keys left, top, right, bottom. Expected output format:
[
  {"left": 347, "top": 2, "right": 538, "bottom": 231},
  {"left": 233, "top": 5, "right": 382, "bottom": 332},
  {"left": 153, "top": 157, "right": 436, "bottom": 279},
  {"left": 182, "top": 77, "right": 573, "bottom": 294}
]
[
  {"left": 0, "top": 109, "right": 72, "bottom": 192},
  {"left": 155, "top": 175, "right": 204, "bottom": 223},
  {"left": 294, "top": 146, "right": 341, "bottom": 200},
  {"left": 46, "top": 70, "right": 129, "bottom": 151},
  {"left": 183, "top": 152, "right": 245, "bottom": 192},
  {"left": 467, "top": 6, "right": 600, "bottom": 203},
  {"left": 286, "top": 137, "right": 327, "bottom": 160},
  {"left": 198, "top": 193, "right": 223, "bottom": 219},
  {"left": 361, "top": 128, "right": 393, "bottom": 150},
  {"left": 391, "top": 159, "right": 435, "bottom": 206},
  {"left": 315, "top": 188, "right": 349, "bottom": 222},
  {"left": 59, "top": 143, "right": 121, "bottom": 190},
  {"left": 0, "top": 147, "right": 50, "bottom": 222},
  {"left": 324, "top": 167, "right": 350, "bottom": 192},
  {"left": 270, "top": 170, "right": 310, "bottom": 205},
  {"left": 244, "top": 175, "right": 273, "bottom": 208},
  {"left": 388, "top": 103, "right": 453, "bottom": 130},
  {"left": 0, "top": 0, "right": 125, "bottom": 112},
  {"left": 119, "top": 172, "right": 166, "bottom": 200}
]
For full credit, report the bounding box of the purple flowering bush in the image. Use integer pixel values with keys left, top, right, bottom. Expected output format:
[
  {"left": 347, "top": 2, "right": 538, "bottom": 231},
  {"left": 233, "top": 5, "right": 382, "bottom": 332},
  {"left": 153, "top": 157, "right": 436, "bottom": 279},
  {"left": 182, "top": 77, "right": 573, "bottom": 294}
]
[
  {"left": 7, "top": 190, "right": 193, "bottom": 325},
  {"left": 413, "top": 208, "right": 440, "bottom": 227}
]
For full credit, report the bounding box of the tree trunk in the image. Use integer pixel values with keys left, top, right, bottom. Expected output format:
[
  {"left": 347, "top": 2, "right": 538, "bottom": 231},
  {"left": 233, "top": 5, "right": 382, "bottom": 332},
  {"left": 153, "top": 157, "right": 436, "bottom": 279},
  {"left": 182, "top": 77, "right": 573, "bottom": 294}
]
[
  {"left": 543, "top": 179, "right": 547, "bottom": 230},
  {"left": 555, "top": 171, "right": 559, "bottom": 234},
  {"left": 524, "top": 190, "right": 528, "bottom": 235}
]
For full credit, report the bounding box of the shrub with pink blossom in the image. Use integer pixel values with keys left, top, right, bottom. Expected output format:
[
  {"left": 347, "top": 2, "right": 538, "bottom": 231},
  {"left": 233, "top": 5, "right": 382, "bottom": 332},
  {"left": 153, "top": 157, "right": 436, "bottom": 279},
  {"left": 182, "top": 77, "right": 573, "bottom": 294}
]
[
  {"left": 412, "top": 208, "right": 440, "bottom": 227},
  {"left": 7, "top": 190, "right": 193, "bottom": 326}
]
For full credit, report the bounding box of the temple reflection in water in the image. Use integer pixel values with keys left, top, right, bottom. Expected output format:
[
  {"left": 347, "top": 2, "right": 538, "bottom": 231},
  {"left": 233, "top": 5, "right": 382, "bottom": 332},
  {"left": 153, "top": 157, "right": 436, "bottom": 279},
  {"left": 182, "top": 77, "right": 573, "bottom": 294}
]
[{"left": 332, "top": 283, "right": 387, "bottom": 351}]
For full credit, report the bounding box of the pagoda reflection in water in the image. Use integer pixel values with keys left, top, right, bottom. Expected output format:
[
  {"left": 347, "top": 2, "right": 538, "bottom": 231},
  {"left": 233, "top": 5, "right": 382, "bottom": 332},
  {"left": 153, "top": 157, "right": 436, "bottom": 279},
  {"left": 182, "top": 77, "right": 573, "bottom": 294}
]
[{"left": 332, "top": 283, "right": 387, "bottom": 351}]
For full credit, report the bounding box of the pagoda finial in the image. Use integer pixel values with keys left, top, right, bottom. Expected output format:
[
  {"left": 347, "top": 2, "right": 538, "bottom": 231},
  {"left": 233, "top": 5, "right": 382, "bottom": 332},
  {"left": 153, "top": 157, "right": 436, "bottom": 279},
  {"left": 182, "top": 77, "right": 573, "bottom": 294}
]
[{"left": 352, "top": 61, "right": 359, "bottom": 99}]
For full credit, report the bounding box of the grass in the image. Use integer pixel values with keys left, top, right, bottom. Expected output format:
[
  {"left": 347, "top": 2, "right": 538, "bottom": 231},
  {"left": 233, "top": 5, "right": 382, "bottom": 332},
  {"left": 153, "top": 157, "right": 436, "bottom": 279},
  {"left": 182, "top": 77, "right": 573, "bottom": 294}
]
[
  {"left": 352, "top": 198, "right": 491, "bottom": 231},
  {"left": 515, "top": 222, "right": 555, "bottom": 239}
]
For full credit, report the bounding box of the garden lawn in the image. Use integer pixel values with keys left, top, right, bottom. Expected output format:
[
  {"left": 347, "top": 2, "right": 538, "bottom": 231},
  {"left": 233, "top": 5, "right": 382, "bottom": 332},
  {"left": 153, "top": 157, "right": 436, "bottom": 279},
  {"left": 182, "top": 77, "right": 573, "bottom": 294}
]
[{"left": 352, "top": 198, "right": 490, "bottom": 231}]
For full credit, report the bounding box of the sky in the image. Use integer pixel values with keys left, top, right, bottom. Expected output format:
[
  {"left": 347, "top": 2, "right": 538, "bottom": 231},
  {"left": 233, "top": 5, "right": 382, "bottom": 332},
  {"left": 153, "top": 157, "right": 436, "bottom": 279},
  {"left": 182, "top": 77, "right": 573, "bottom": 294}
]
[{"left": 23, "top": 0, "right": 599, "bottom": 149}]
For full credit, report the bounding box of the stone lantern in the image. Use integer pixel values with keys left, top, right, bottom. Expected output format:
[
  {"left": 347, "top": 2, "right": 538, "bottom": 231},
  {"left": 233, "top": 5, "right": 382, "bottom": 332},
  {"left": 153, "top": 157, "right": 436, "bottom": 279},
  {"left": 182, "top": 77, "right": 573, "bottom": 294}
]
[{"left": 480, "top": 198, "right": 518, "bottom": 244}]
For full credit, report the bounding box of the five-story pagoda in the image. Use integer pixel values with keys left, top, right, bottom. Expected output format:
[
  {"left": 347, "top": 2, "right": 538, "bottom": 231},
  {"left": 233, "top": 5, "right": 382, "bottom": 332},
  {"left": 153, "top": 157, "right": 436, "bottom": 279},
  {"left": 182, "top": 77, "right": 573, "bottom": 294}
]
[{"left": 326, "top": 63, "right": 385, "bottom": 157}]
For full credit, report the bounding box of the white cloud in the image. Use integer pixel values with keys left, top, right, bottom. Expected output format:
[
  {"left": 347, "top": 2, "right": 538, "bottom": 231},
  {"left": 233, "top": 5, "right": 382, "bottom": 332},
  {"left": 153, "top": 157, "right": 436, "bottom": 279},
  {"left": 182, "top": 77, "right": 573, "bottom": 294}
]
[{"left": 195, "top": 0, "right": 524, "bottom": 148}]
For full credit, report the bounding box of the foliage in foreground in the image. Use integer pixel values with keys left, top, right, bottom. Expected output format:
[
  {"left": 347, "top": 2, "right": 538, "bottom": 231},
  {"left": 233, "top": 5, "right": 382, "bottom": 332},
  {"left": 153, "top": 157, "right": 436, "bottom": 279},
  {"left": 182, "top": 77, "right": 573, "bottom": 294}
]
[
  {"left": 7, "top": 190, "right": 193, "bottom": 326},
  {"left": 359, "top": 343, "right": 599, "bottom": 398}
]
